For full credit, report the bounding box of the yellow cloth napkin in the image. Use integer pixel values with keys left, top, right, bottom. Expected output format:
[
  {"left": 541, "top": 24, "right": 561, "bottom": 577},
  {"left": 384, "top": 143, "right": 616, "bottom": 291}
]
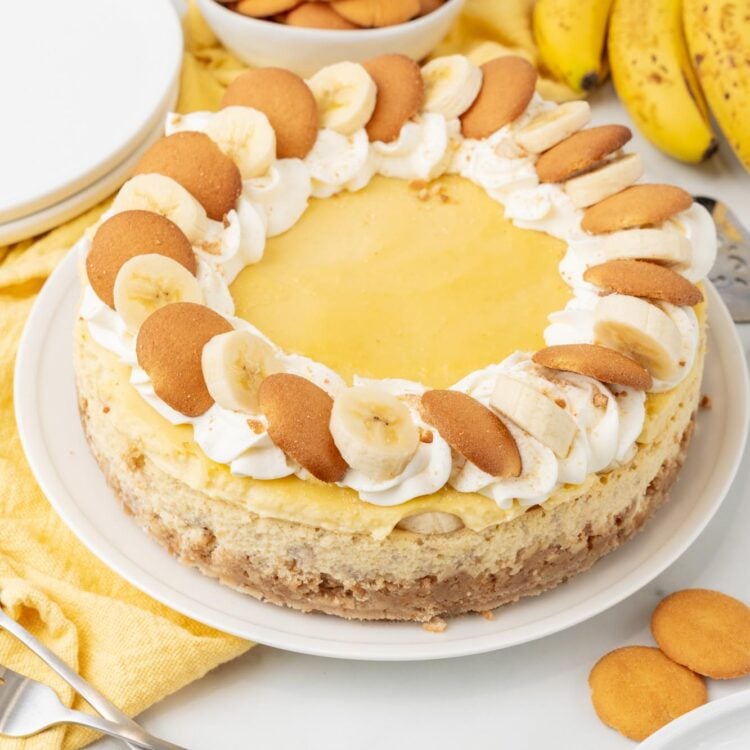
[{"left": 0, "top": 8, "right": 250, "bottom": 750}]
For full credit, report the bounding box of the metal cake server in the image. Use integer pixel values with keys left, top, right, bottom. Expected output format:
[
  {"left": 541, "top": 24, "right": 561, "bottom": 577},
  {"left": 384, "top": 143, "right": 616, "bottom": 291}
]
[
  {"left": 0, "top": 606, "right": 153, "bottom": 750},
  {"left": 0, "top": 665, "right": 187, "bottom": 750},
  {"left": 695, "top": 196, "right": 750, "bottom": 323}
]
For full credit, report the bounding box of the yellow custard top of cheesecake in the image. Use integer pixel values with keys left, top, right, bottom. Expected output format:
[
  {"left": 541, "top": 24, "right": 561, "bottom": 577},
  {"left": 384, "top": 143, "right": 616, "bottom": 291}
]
[{"left": 232, "top": 175, "right": 570, "bottom": 387}]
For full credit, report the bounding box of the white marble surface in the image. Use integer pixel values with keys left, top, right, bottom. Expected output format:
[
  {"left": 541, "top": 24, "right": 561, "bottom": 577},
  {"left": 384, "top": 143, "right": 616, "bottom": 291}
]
[{"left": 90, "top": 23, "right": 750, "bottom": 747}]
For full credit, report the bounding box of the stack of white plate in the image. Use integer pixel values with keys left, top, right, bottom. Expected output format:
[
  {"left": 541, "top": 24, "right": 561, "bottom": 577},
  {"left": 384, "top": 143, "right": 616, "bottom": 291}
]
[{"left": 0, "top": 0, "right": 183, "bottom": 245}]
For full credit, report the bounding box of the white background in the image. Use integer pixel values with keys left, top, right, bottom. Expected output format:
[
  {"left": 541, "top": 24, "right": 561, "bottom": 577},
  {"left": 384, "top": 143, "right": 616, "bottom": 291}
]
[{"left": 80, "top": 1, "right": 750, "bottom": 746}]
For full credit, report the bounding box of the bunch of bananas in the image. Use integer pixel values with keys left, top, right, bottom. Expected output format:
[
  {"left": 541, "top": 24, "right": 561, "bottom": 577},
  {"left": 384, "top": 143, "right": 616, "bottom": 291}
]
[
  {"left": 535, "top": 0, "right": 749, "bottom": 168},
  {"left": 438, "top": 0, "right": 749, "bottom": 170}
]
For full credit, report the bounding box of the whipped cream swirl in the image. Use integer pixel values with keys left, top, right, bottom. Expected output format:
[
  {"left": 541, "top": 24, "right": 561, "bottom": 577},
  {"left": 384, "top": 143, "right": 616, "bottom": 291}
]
[
  {"left": 450, "top": 353, "right": 645, "bottom": 506},
  {"left": 305, "top": 128, "right": 374, "bottom": 199},
  {"left": 342, "top": 378, "right": 453, "bottom": 506},
  {"left": 373, "top": 113, "right": 460, "bottom": 182},
  {"left": 544, "top": 291, "right": 700, "bottom": 393}
]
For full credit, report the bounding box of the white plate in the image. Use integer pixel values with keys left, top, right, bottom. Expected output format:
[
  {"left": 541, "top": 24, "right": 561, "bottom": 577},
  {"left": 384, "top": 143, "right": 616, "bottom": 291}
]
[
  {"left": 0, "top": 0, "right": 182, "bottom": 223},
  {"left": 15, "top": 253, "right": 749, "bottom": 661},
  {"left": 639, "top": 690, "right": 750, "bottom": 749},
  {"left": 0, "top": 87, "right": 178, "bottom": 246}
]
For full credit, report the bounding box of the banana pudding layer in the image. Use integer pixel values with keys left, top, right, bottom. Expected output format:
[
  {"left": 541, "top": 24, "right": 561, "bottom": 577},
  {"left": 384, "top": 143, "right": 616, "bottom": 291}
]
[
  {"left": 75, "top": 54, "right": 716, "bottom": 620},
  {"left": 232, "top": 176, "right": 569, "bottom": 386}
]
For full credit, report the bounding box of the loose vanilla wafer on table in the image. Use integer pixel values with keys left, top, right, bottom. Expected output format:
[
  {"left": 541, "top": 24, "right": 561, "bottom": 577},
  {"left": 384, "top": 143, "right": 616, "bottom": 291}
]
[
  {"left": 651, "top": 589, "right": 750, "bottom": 679},
  {"left": 589, "top": 646, "right": 707, "bottom": 741}
]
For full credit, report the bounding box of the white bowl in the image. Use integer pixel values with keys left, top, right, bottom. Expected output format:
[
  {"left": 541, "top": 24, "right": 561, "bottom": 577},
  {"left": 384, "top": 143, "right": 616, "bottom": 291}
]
[{"left": 196, "top": 0, "right": 466, "bottom": 77}]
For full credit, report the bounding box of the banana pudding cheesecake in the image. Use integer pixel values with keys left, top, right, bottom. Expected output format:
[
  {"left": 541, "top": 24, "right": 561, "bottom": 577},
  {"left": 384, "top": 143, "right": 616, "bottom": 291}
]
[{"left": 74, "top": 54, "right": 716, "bottom": 622}]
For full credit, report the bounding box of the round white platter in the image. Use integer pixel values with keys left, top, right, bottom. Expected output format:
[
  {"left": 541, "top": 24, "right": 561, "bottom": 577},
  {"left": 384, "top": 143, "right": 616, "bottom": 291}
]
[
  {"left": 0, "top": 88, "right": 177, "bottom": 246},
  {"left": 0, "top": 0, "right": 182, "bottom": 224},
  {"left": 639, "top": 689, "right": 750, "bottom": 750},
  {"left": 14, "top": 250, "right": 749, "bottom": 661}
]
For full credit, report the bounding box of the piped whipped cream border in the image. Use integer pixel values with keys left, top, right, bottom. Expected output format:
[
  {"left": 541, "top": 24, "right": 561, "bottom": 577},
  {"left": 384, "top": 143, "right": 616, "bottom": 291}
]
[{"left": 79, "top": 92, "right": 716, "bottom": 510}]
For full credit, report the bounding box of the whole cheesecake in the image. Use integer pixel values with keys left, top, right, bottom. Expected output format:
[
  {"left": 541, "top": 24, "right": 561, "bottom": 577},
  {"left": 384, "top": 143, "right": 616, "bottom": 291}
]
[{"left": 74, "top": 54, "right": 715, "bottom": 622}]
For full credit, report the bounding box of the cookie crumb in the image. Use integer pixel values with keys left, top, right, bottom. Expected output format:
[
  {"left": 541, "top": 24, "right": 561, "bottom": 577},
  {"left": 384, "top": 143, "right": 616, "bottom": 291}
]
[
  {"left": 125, "top": 449, "right": 145, "bottom": 471},
  {"left": 409, "top": 179, "right": 428, "bottom": 191},
  {"left": 555, "top": 398, "right": 567, "bottom": 409},
  {"left": 419, "top": 427, "right": 434, "bottom": 444},
  {"left": 247, "top": 418, "right": 265, "bottom": 434},
  {"left": 102, "top": 405, "right": 110, "bottom": 414},
  {"left": 422, "top": 617, "right": 447, "bottom": 633},
  {"left": 481, "top": 610, "right": 494, "bottom": 621},
  {"left": 592, "top": 391, "right": 608, "bottom": 409},
  {"left": 699, "top": 394, "right": 712, "bottom": 410},
  {"left": 198, "top": 237, "right": 222, "bottom": 256}
]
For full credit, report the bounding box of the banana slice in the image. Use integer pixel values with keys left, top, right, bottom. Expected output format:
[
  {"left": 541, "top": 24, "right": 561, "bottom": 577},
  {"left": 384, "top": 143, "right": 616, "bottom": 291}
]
[
  {"left": 490, "top": 374, "right": 576, "bottom": 458},
  {"left": 564, "top": 153, "right": 644, "bottom": 208},
  {"left": 113, "top": 254, "right": 203, "bottom": 332},
  {"left": 593, "top": 294, "right": 682, "bottom": 381},
  {"left": 516, "top": 100, "right": 591, "bottom": 154},
  {"left": 204, "top": 106, "right": 276, "bottom": 180},
  {"left": 397, "top": 512, "right": 464, "bottom": 535},
  {"left": 330, "top": 385, "right": 419, "bottom": 480},
  {"left": 201, "top": 330, "right": 283, "bottom": 414},
  {"left": 421, "top": 55, "right": 483, "bottom": 120},
  {"left": 597, "top": 228, "right": 693, "bottom": 268},
  {"left": 112, "top": 174, "right": 209, "bottom": 244},
  {"left": 307, "top": 61, "right": 377, "bottom": 136}
]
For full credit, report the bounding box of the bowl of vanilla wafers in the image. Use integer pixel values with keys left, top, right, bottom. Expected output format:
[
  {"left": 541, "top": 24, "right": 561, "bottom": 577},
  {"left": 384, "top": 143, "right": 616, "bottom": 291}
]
[{"left": 197, "top": 0, "right": 465, "bottom": 76}]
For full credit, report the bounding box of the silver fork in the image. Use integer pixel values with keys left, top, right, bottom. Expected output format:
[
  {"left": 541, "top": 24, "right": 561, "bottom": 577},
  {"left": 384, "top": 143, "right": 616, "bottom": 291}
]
[
  {"left": 0, "top": 665, "right": 188, "bottom": 750},
  {"left": 0, "top": 605, "right": 143, "bottom": 749},
  {"left": 695, "top": 196, "right": 750, "bottom": 323}
]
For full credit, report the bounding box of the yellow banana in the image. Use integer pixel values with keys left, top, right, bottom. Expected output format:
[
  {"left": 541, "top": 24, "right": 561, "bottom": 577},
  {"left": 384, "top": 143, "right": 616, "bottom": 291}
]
[
  {"left": 683, "top": 0, "right": 750, "bottom": 171},
  {"left": 533, "top": 0, "right": 612, "bottom": 93},
  {"left": 608, "top": 0, "right": 717, "bottom": 164}
]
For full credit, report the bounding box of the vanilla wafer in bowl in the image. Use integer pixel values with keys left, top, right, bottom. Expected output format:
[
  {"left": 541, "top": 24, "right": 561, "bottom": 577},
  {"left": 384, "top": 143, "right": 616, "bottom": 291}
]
[{"left": 198, "top": 0, "right": 460, "bottom": 78}]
